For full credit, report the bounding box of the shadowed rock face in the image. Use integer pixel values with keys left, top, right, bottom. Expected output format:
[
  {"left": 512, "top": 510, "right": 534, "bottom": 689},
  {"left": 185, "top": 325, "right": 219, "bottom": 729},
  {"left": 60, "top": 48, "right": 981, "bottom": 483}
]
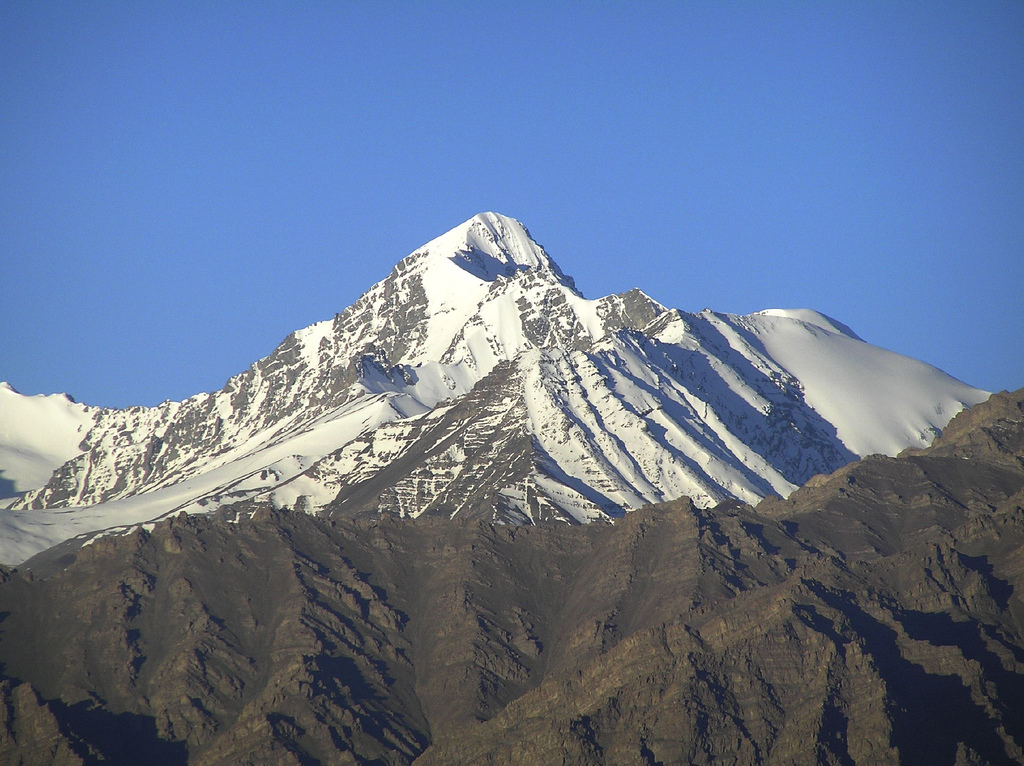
[{"left": 1, "top": 389, "right": 1023, "bottom": 764}]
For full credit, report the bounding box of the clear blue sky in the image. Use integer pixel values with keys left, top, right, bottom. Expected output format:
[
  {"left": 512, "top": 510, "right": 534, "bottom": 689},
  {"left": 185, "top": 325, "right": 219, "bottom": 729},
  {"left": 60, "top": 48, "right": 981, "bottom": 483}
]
[{"left": 2, "top": 2, "right": 1022, "bottom": 408}]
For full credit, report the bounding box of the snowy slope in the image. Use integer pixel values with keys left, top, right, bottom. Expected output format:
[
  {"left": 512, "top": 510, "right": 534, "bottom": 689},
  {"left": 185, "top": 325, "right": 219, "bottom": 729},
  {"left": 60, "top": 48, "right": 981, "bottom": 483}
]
[
  {"left": 740, "top": 309, "right": 981, "bottom": 456},
  {"left": 0, "top": 212, "right": 991, "bottom": 564},
  {"left": 0, "top": 383, "right": 95, "bottom": 496}
]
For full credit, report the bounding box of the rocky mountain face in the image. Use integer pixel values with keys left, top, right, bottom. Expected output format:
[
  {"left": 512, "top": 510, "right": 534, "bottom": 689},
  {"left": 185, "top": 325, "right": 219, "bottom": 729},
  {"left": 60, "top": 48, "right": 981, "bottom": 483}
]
[
  {"left": 1, "top": 387, "right": 1023, "bottom": 764},
  {"left": 0, "top": 213, "right": 988, "bottom": 563}
]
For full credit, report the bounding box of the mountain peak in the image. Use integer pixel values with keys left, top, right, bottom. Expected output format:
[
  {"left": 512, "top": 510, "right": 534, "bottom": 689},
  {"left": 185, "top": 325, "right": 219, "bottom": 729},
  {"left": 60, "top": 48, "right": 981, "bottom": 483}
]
[
  {"left": 0, "top": 213, "right": 992, "bottom": 567},
  {"left": 417, "top": 212, "right": 576, "bottom": 290},
  {"left": 754, "top": 308, "right": 863, "bottom": 340}
]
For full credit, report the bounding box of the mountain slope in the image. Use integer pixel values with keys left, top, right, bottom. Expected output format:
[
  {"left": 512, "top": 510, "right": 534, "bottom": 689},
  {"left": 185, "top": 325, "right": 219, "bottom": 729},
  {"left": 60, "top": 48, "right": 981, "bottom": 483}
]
[
  {"left": 0, "top": 383, "right": 94, "bottom": 496},
  {"left": 1, "top": 388, "right": 1022, "bottom": 764},
  {"left": 0, "top": 213, "right": 988, "bottom": 564}
]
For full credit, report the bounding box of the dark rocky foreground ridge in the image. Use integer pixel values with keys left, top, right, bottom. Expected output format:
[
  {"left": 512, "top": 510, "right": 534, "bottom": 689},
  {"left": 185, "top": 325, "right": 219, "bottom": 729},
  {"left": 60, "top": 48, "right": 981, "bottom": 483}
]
[{"left": 1, "top": 389, "right": 1023, "bottom": 765}]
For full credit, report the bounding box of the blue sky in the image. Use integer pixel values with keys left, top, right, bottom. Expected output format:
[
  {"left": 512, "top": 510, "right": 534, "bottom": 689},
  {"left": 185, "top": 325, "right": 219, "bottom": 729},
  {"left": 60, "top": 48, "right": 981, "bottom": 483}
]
[{"left": 2, "top": 2, "right": 1022, "bottom": 408}]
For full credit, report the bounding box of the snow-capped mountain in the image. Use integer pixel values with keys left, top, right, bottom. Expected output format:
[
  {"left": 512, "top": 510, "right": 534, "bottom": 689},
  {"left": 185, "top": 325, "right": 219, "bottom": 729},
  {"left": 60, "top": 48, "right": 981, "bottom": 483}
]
[{"left": 0, "top": 212, "right": 989, "bottom": 564}]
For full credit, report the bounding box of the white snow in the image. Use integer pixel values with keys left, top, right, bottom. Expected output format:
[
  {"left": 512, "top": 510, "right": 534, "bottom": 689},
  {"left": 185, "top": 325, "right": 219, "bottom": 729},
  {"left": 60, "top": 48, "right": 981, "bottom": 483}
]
[
  {"left": 754, "top": 308, "right": 862, "bottom": 340},
  {"left": 0, "top": 389, "right": 409, "bottom": 563},
  {"left": 738, "top": 311, "right": 990, "bottom": 456},
  {"left": 0, "top": 383, "right": 94, "bottom": 496},
  {"left": 294, "top": 319, "right": 334, "bottom": 368},
  {"left": 420, "top": 212, "right": 562, "bottom": 279}
]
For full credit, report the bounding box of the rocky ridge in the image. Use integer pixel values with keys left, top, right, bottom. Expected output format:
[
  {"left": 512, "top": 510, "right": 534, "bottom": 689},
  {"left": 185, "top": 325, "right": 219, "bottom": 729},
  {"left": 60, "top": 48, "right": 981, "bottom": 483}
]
[{"left": 1, "top": 388, "right": 1023, "bottom": 764}]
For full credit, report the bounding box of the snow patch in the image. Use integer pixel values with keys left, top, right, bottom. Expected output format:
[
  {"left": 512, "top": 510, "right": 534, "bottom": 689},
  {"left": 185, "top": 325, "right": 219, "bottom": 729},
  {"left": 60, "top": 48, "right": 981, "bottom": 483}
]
[
  {"left": 740, "top": 312, "right": 989, "bottom": 456},
  {"left": 0, "top": 384, "right": 94, "bottom": 495}
]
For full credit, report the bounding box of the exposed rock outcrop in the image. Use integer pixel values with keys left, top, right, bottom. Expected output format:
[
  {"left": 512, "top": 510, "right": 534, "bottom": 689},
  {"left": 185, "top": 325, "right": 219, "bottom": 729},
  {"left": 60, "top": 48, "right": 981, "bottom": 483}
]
[{"left": 1, "top": 388, "right": 1022, "bottom": 764}]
